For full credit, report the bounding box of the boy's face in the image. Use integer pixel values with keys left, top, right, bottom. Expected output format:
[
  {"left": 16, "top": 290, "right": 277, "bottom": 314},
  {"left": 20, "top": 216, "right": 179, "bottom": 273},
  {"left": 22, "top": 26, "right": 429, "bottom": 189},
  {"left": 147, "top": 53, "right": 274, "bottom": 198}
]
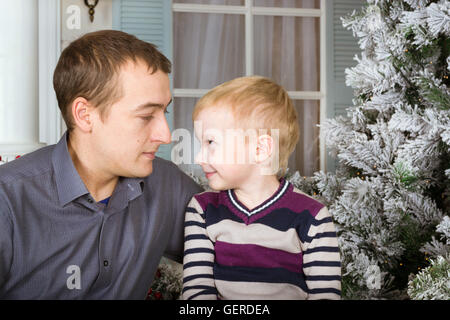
[
  {"left": 194, "top": 107, "right": 258, "bottom": 190},
  {"left": 89, "top": 60, "right": 172, "bottom": 178}
]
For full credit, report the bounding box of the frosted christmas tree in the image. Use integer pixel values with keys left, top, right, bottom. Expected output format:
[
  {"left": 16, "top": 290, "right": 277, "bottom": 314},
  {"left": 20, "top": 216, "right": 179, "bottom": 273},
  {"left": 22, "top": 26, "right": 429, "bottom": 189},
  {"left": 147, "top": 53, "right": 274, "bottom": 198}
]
[{"left": 289, "top": 0, "right": 450, "bottom": 299}]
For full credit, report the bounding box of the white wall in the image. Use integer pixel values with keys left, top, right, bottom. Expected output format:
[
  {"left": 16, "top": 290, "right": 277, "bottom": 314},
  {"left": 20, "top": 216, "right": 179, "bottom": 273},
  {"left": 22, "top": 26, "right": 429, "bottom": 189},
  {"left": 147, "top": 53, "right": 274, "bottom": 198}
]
[
  {"left": 0, "top": 0, "right": 113, "bottom": 164},
  {"left": 0, "top": 0, "right": 44, "bottom": 162}
]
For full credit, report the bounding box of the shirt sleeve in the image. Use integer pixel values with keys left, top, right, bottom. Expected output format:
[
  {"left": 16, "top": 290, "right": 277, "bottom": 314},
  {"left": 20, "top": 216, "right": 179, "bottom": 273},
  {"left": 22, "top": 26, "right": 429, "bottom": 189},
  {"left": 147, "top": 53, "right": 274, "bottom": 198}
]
[
  {"left": 302, "top": 206, "right": 341, "bottom": 300},
  {"left": 163, "top": 166, "right": 204, "bottom": 263},
  {"left": 0, "top": 193, "right": 13, "bottom": 290},
  {"left": 181, "top": 196, "right": 218, "bottom": 300}
]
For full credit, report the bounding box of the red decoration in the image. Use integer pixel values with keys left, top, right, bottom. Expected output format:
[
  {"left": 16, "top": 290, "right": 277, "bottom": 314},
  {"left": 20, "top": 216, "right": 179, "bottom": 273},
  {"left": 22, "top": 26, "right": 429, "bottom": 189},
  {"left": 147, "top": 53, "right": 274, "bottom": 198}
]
[
  {"left": 145, "top": 265, "right": 183, "bottom": 300},
  {"left": 145, "top": 288, "right": 163, "bottom": 300},
  {"left": 154, "top": 291, "right": 162, "bottom": 300}
]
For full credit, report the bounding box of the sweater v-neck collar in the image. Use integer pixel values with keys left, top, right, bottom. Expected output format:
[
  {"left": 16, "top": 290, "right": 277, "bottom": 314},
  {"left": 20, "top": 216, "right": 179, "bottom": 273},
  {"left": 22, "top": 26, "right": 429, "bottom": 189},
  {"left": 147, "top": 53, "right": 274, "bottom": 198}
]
[{"left": 226, "top": 178, "right": 290, "bottom": 223}]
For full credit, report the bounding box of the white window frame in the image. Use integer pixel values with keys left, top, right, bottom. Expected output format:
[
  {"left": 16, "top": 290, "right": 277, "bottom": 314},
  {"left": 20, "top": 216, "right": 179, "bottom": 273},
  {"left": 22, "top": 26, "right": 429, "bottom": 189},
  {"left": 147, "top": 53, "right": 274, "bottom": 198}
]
[
  {"left": 172, "top": 0, "right": 327, "bottom": 171},
  {"left": 38, "top": 0, "right": 64, "bottom": 146}
]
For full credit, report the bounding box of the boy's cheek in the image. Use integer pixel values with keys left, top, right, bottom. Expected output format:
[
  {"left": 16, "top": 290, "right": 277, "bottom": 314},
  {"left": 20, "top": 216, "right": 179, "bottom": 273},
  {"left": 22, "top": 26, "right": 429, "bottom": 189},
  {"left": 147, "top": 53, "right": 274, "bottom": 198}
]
[{"left": 210, "top": 152, "right": 225, "bottom": 165}]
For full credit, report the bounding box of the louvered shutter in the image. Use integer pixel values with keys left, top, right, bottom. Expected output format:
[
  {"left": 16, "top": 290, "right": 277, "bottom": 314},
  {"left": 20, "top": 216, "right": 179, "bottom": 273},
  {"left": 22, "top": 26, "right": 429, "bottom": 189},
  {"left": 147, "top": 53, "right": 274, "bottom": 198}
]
[
  {"left": 325, "top": 0, "right": 366, "bottom": 171},
  {"left": 112, "top": 0, "right": 173, "bottom": 161}
]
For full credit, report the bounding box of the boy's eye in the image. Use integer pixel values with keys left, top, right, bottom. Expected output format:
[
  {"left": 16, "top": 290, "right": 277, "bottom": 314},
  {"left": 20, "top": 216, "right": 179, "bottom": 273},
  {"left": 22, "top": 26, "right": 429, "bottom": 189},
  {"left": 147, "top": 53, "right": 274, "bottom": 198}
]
[{"left": 207, "top": 139, "right": 214, "bottom": 145}]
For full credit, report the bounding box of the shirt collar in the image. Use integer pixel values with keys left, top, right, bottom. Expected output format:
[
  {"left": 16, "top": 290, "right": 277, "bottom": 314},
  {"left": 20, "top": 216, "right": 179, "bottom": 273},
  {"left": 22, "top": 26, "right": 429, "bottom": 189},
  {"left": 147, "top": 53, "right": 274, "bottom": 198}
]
[
  {"left": 52, "top": 131, "right": 145, "bottom": 208},
  {"left": 107, "top": 177, "right": 144, "bottom": 211},
  {"left": 52, "top": 131, "right": 90, "bottom": 207}
]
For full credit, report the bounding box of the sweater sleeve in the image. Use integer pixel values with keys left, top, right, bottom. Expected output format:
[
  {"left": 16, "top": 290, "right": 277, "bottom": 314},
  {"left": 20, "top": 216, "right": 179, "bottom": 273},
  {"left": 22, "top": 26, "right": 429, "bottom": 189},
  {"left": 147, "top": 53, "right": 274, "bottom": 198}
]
[
  {"left": 163, "top": 161, "right": 204, "bottom": 263},
  {"left": 302, "top": 206, "right": 342, "bottom": 300},
  {"left": 181, "top": 196, "right": 218, "bottom": 300}
]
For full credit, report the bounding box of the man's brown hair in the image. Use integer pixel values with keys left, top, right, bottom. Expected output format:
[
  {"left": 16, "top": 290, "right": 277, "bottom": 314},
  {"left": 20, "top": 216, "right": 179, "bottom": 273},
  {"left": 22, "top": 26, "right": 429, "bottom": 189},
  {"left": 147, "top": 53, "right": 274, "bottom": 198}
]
[{"left": 53, "top": 30, "right": 172, "bottom": 131}]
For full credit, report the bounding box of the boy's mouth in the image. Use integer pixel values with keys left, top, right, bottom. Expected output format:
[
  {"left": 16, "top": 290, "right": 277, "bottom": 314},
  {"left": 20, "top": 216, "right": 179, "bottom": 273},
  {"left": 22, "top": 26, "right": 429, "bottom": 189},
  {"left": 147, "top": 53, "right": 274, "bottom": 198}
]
[{"left": 204, "top": 171, "right": 217, "bottom": 179}]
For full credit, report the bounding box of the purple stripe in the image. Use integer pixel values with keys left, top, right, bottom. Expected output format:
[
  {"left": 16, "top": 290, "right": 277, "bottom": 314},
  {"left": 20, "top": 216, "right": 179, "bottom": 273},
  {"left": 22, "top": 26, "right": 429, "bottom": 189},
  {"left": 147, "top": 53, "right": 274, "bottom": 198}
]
[
  {"left": 195, "top": 182, "right": 325, "bottom": 226},
  {"left": 195, "top": 191, "right": 220, "bottom": 212},
  {"left": 268, "top": 184, "right": 324, "bottom": 218},
  {"left": 215, "top": 241, "right": 302, "bottom": 273}
]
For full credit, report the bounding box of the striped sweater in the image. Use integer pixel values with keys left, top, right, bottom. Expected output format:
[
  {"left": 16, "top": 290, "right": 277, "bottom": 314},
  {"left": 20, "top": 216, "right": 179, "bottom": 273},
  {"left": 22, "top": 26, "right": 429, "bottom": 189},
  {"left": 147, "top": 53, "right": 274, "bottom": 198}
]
[{"left": 182, "top": 178, "right": 341, "bottom": 300}]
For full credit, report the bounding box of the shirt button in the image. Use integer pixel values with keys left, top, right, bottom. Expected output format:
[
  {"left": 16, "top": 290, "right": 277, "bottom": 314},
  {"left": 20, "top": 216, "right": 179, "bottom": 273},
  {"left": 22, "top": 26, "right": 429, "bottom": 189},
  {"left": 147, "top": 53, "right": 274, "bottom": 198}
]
[
  {"left": 103, "top": 260, "right": 109, "bottom": 267},
  {"left": 87, "top": 198, "right": 93, "bottom": 203}
]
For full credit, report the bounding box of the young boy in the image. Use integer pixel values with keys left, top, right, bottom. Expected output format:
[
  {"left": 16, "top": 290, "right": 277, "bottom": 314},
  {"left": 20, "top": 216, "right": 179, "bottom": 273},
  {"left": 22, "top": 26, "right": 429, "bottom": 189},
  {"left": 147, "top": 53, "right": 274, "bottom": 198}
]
[{"left": 182, "top": 76, "right": 341, "bottom": 300}]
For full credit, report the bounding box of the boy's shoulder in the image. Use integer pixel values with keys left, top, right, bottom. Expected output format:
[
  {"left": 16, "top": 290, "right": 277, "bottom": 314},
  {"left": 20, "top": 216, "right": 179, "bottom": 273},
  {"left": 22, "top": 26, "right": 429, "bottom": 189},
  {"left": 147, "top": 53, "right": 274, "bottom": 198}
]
[
  {"left": 190, "top": 189, "right": 223, "bottom": 213},
  {"left": 187, "top": 181, "right": 327, "bottom": 219},
  {"left": 282, "top": 183, "right": 326, "bottom": 219}
]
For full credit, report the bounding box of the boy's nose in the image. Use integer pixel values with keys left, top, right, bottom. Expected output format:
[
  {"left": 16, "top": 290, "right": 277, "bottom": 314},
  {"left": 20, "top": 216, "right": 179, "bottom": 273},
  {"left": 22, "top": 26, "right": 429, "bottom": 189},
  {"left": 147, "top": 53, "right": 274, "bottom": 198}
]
[{"left": 195, "top": 149, "right": 205, "bottom": 165}]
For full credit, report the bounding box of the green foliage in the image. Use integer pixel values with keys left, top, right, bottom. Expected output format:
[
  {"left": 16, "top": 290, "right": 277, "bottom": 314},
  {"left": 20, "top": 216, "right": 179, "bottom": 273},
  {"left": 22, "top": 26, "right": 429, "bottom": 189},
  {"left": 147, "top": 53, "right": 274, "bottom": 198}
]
[
  {"left": 416, "top": 76, "right": 450, "bottom": 110},
  {"left": 408, "top": 255, "right": 450, "bottom": 300},
  {"left": 392, "top": 161, "right": 419, "bottom": 189},
  {"left": 392, "top": 215, "right": 435, "bottom": 290}
]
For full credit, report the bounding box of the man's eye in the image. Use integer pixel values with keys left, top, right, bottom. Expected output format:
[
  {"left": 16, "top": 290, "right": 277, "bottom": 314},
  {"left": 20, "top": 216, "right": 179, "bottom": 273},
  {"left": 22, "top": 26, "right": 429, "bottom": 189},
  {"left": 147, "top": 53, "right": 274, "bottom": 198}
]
[
  {"left": 207, "top": 140, "right": 214, "bottom": 145},
  {"left": 141, "top": 116, "right": 153, "bottom": 121}
]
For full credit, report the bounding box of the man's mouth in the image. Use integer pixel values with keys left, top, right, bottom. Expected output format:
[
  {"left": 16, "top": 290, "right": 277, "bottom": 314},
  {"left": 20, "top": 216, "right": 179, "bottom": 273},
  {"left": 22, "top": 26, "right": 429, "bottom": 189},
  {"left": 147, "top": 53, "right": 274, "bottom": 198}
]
[{"left": 143, "top": 152, "right": 156, "bottom": 160}]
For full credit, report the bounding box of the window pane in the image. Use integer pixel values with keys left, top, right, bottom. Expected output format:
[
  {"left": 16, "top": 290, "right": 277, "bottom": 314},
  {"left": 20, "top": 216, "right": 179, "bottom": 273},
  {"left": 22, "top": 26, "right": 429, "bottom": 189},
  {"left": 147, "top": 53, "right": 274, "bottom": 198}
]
[
  {"left": 174, "top": 0, "right": 244, "bottom": 4},
  {"left": 253, "top": 0, "right": 320, "bottom": 8},
  {"left": 288, "top": 100, "right": 320, "bottom": 176},
  {"left": 173, "top": 98, "right": 320, "bottom": 177},
  {"left": 173, "top": 13, "right": 245, "bottom": 89},
  {"left": 173, "top": 97, "right": 198, "bottom": 137},
  {"left": 173, "top": 97, "right": 201, "bottom": 176},
  {"left": 254, "top": 15, "right": 320, "bottom": 91}
]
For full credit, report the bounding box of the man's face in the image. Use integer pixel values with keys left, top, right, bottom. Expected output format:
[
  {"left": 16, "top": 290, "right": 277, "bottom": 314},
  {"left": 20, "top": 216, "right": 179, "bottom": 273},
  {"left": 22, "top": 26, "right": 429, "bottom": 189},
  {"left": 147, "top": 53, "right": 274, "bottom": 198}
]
[{"left": 91, "top": 60, "right": 172, "bottom": 178}]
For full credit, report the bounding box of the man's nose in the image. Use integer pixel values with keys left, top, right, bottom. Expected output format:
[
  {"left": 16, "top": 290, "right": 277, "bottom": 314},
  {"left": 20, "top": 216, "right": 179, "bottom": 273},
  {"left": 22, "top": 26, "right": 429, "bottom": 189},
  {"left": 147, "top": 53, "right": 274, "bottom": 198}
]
[{"left": 152, "top": 113, "right": 172, "bottom": 144}]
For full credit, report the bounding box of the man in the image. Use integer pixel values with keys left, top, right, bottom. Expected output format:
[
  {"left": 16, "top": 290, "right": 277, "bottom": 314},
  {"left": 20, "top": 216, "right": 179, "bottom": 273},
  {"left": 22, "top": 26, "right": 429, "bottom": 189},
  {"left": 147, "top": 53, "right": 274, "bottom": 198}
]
[{"left": 0, "top": 30, "right": 202, "bottom": 299}]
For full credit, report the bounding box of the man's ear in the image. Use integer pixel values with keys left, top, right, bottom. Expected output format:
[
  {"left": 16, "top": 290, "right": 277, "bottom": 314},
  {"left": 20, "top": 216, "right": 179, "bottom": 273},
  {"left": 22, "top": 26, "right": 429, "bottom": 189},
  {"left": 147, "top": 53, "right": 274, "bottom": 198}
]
[
  {"left": 255, "top": 134, "right": 274, "bottom": 163},
  {"left": 71, "top": 97, "right": 93, "bottom": 133}
]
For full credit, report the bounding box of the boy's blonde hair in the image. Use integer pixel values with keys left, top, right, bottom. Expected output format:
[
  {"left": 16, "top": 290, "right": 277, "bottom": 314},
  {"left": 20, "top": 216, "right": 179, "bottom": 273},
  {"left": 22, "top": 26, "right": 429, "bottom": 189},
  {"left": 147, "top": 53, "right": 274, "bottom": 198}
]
[{"left": 192, "top": 76, "right": 300, "bottom": 176}]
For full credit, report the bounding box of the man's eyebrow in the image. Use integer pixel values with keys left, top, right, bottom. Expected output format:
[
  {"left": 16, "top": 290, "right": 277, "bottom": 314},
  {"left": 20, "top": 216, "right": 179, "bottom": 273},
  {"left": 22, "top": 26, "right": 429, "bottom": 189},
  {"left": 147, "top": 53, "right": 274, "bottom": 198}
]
[{"left": 134, "top": 98, "right": 172, "bottom": 111}]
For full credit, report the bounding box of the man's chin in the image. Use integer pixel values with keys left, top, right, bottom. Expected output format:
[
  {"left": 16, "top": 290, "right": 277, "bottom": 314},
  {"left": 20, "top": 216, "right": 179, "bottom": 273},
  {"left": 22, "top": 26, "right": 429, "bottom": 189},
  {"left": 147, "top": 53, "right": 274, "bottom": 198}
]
[
  {"left": 122, "top": 162, "right": 154, "bottom": 179},
  {"left": 137, "top": 165, "right": 154, "bottom": 178}
]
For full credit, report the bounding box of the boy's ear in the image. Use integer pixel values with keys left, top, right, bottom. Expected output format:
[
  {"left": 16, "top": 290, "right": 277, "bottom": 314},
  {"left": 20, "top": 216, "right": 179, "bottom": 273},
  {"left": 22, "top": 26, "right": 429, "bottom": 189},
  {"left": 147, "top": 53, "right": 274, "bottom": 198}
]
[
  {"left": 71, "top": 97, "right": 94, "bottom": 133},
  {"left": 255, "top": 134, "right": 273, "bottom": 163}
]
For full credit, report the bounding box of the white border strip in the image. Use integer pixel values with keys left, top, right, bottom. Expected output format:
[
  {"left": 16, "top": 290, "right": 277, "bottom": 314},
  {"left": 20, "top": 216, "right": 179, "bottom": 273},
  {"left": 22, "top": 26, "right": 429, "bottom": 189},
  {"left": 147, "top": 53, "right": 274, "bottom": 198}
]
[
  {"left": 173, "top": 3, "right": 321, "bottom": 17},
  {"left": 252, "top": 7, "right": 321, "bottom": 17},
  {"left": 245, "top": 0, "right": 254, "bottom": 75},
  {"left": 172, "top": 3, "right": 245, "bottom": 14},
  {"left": 320, "top": 0, "right": 327, "bottom": 172}
]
